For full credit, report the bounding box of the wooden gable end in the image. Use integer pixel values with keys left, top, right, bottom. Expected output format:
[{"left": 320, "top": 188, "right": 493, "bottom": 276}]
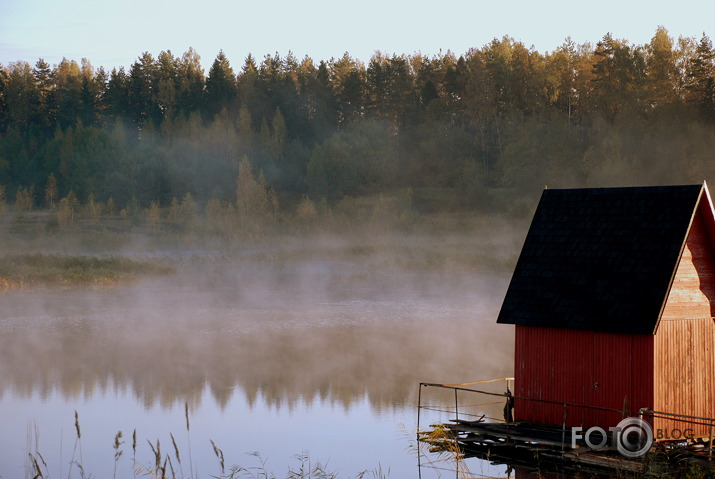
[
  {"left": 654, "top": 195, "right": 715, "bottom": 435},
  {"left": 660, "top": 199, "right": 715, "bottom": 321}
]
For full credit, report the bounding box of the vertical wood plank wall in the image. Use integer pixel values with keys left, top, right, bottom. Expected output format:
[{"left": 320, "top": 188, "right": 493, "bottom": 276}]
[
  {"left": 514, "top": 326, "right": 654, "bottom": 428},
  {"left": 661, "top": 208, "right": 715, "bottom": 320},
  {"left": 657, "top": 205, "right": 715, "bottom": 436},
  {"left": 654, "top": 318, "right": 714, "bottom": 436}
]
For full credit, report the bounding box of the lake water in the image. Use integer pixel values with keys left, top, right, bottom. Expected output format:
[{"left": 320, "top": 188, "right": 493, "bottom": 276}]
[{"left": 0, "top": 250, "right": 515, "bottom": 478}]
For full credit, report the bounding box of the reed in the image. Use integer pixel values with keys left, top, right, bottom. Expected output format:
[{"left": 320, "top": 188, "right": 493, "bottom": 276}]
[
  {"left": 16, "top": 411, "right": 394, "bottom": 479},
  {"left": 147, "top": 438, "right": 161, "bottom": 474},
  {"left": 170, "top": 432, "right": 184, "bottom": 479},
  {"left": 209, "top": 440, "right": 224, "bottom": 476},
  {"left": 28, "top": 453, "right": 45, "bottom": 479},
  {"left": 113, "top": 431, "right": 124, "bottom": 479},
  {"left": 286, "top": 451, "right": 336, "bottom": 479},
  {"left": 133, "top": 429, "right": 137, "bottom": 479},
  {"left": 185, "top": 402, "right": 194, "bottom": 478},
  {"left": 66, "top": 410, "right": 85, "bottom": 479},
  {"left": 25, "top": 421, "right": 44, "bottom": 479},
  {"left": 416, "top": 424, "right": 475, "bottom": 479}
]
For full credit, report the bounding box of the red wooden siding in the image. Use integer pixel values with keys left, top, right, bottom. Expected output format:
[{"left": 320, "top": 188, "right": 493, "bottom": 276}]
[{"left": 514, "top": 325, "right": 654, "bottom": 428}]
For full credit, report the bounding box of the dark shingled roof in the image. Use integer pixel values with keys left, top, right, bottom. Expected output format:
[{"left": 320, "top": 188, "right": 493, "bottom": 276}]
[{"left": 496, "top": 184, "right": 706, "bottom": 335}]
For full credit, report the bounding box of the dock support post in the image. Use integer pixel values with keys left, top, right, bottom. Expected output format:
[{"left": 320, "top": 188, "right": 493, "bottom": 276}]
[
  {"left": 454, "top": 388, "right": 459, "bottom": 423},
  {"left": 417, "top": 385, "right": 422, "bottom": 479},
  {"left": 709, "top": 421, "right": 713, "bottom": 461},
  {"left": 417, "top": 383, "right": 422, "bottom": 433}
]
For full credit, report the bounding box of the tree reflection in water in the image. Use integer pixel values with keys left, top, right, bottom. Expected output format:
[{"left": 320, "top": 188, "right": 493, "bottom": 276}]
[{"left": 0, "top": 248, "right": 514, "bottom": 477}]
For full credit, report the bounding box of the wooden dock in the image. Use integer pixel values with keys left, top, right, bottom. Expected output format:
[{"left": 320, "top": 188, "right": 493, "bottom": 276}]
[
  {"left": 417, "top": 380, "right": 715, "bottom": 477},
  {"left": 439, "top": 418, "right": 644, "bottom": 475}
]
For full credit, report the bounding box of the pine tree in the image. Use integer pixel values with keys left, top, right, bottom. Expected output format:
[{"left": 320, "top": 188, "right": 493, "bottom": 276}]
[
  {"left": 686, "top": 34, "right": 715, "bottom": 118},
  {"left": 236, "top": 156, "right": 269, "bottom": 229},
  {"left": 156, "top": 50, "right": 179, "bottom": 123},
  {"left": 128, "top": 52, "right": 160, "bottom": 128},
  {"left": 646, "top": 26, "right": 677, "bottom": 107},
  {"left": 104, "top": 67, "right": 130, "bottom": 121},
  {"left": 33, "top": 59, "right": 53, "bottom": 131},
  {"left": 204, "top": 51, "right": 237, "bottom": 121},
  {"left": 45, "top": 173, "right": 58, "bottom": 209},
  {"left": 5, "top": 61, "right": 39, "bottom": 132},
  {"left": 177, "top": 47, "right": 205, "bottom": 116}
]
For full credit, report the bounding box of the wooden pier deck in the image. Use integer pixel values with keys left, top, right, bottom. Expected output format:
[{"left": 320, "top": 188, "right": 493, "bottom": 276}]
[
  {"left": 441, "top": 418, "right": 645, "bottom": 475},
  {"left": 417, "top": 381, "right": 715, "bottom": 476},
  {"left": 419, "top": 418, "right": 715, "bottom": 477}
]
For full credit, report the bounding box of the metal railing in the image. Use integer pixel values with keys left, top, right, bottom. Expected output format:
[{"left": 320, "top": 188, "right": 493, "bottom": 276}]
[
  {"left": 639, "top": 408, "right": 714, "bottom": 459},
  {"left": 418, "top": 378, "right": 514, "bottom": 429},
  {"left": 417, "top": 378, "right": 514, "bottom": 431},
  {"left": 419, "top": 380, "right": 715, "bottom": 459}
]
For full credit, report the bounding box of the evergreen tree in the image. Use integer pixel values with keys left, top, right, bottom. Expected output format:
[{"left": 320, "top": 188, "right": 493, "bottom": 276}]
[
  {"left": 45, "top": 173, "right": 58, "bottom": 209},
  {"left": 33, "top": 59, "right": 53, "bottom": 132},
  {"left": 685, "top": 34, "right": 715, "bottom": 118},
  {"left": 52, "top": 58, "right": 84, "bottom": 129},
  {"left": 386, "top": 54, "right": 417, "bottom": 125},
  {"left": 366, "top": 52, "right": 389, "bottom": 118},
  {"left": 155, "top": 50, "right": 179, "bottom": 123},
  {"left": 646, "top": 26, "right": 678, "bottom": 107},
  {"left": 236, "top": 156, "right": 269, "bottom": 228},
  {"left": 5, "top": 61, "right": 39, "bottom": 132},
  {"left": 591, "top": 33, "right": 646, "bottom": 120},
  {"left": 128, "top": 52, "right": 160, "bottom": 129},
  {"left": 1, "top": 34, "right": 715, "bottom": 215},
  {"left": 0, "top": 65, "right": 8, "bottom": 132},
  {"left": 204, "top": 51, "right": 237, "bottom": 121},
  {"left": 338, "top": 70, "right": 365, "bottom": 125},
  {"left": 78, "top": 59, "right": 102, "bottom": 127},
  {"left": 177, "top": 47, "right": 205, "bottom": 116},
  {"left": 104, "top": 67, "right": 130, "bottom": 122}
]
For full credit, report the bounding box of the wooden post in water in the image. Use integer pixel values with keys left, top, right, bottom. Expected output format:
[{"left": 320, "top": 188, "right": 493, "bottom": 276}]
[
  {"left": 454, "top": 388, "right": 459, "bottom": 423},
  {"left": 417, "top": 383, "right": 422, "bottom": 433}
]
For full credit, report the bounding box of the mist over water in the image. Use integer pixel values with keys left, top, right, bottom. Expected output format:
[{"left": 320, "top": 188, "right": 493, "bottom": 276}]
[{"left": 0, "top": 226, "right": 517, "bottom": 477}]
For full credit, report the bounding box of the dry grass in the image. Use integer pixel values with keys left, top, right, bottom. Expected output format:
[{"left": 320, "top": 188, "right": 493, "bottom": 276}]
[
  {"left": 0, "top": 253, "right": 174, "bottom": 290},
  {"left": 26, "top": 408, "right": 392, "bottom": 479}
]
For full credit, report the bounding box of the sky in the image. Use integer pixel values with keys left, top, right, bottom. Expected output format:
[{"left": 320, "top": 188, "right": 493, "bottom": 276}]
[{"left": 1, "top": 0, "right": 714, "bottom": 73}]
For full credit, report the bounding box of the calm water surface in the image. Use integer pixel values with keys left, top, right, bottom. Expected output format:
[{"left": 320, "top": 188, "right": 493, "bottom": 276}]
[{"left": 0, "top": 257, "right": 513, "bottom": 478}]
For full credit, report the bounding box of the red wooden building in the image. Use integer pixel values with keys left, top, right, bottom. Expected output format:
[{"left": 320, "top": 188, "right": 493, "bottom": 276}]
[{"left": 497, "top": 184, "right": 715, "bottom": 436}]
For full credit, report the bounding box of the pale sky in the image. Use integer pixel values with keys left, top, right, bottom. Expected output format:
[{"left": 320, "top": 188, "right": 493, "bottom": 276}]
[{"left": 1, "top": 0, "right": 714, "bottom": 72}]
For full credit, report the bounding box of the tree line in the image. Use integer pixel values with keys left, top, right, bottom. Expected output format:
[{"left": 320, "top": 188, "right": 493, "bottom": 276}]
[{"left": 1, "top": 26, "right": 714, "bottom": 218}]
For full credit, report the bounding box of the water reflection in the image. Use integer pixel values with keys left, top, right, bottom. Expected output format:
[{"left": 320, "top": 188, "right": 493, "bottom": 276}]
[
  {"left": 0, "top": 258, "right": 514, "bottom": 477},
  {"left": 0, "top": 270, "right": 512, "bottom": 410}
]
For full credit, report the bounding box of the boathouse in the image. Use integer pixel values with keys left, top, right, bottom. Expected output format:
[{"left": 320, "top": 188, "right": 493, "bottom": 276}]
[{"left": 496, "top": 184, "right": 715, "bottom": 436}]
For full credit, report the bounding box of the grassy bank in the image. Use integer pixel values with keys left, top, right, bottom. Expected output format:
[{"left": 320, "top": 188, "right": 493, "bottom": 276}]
[{"left": 0, "top": 253, "right": 174, "bottom": 289}]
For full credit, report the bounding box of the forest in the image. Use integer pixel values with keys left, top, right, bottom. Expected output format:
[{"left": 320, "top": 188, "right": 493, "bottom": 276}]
[{"left": 1, "top": 26, "right": 714, "bottom": 223}]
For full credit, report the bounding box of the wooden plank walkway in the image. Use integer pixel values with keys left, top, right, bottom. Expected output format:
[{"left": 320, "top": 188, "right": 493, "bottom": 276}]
[
  {"left": 440, "top": 419, "right": 644, "bottom": 475},
  {"left": 449, "top": 419, "right": 578, "bottom": 448},
  {"left": 417, "top": 380, "right": 715, "bottom": 476}
]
